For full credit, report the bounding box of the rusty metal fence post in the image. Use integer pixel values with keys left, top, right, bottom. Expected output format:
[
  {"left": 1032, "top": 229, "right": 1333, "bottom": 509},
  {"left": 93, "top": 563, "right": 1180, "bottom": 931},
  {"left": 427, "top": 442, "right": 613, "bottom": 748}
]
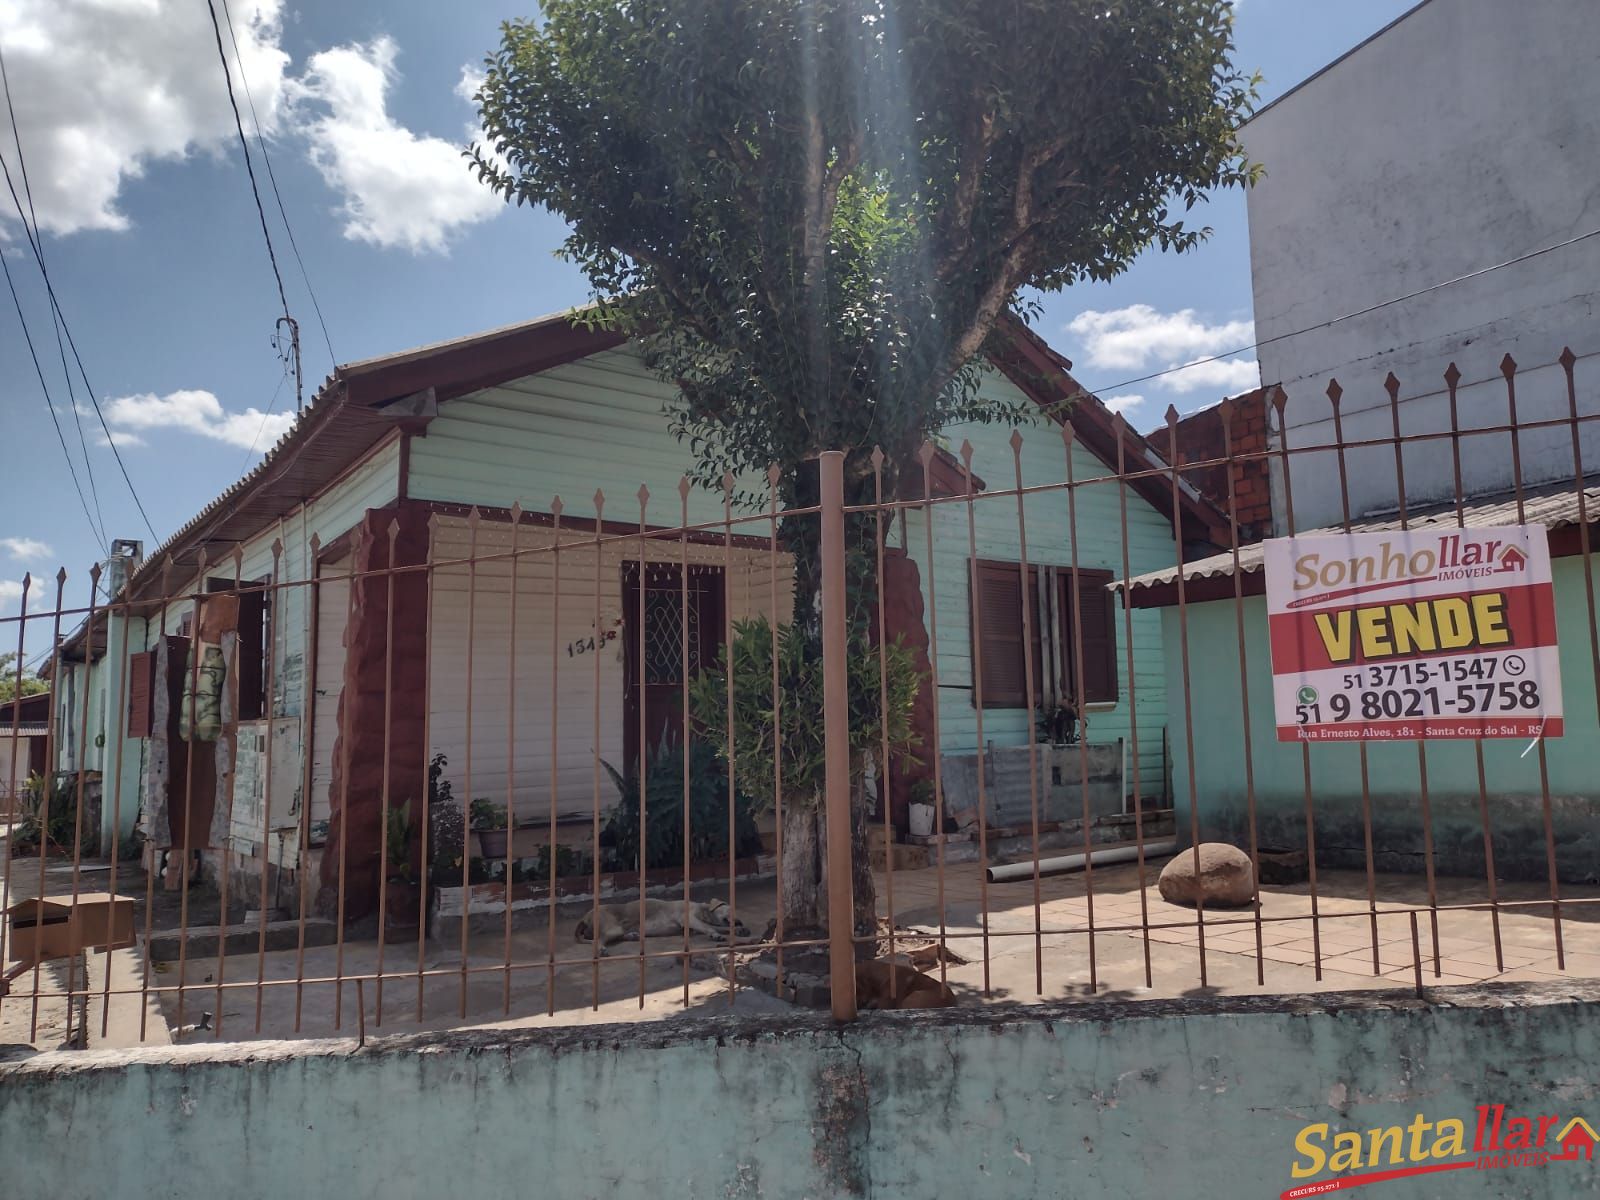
[{"left": 819, "top": 450, "right": 857, "bottom": 1021}]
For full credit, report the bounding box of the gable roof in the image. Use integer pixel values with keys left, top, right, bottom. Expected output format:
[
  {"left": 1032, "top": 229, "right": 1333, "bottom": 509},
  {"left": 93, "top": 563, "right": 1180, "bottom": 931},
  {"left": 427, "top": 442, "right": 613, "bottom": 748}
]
[{"left": 108, "top": 309, "right": 1223, "bottom": 612}]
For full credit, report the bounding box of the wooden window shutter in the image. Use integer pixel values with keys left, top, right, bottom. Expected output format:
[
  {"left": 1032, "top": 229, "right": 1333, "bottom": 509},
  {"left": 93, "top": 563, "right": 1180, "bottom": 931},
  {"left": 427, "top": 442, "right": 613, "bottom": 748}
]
[
  {"left": 1071, "top": 569, "right": 1119, "bottom": 704},
  {"left": 970, "top": 561, "right": 1041, "bottom": 708},
  {"left": 126, "top": 650, "right": 155, "bottom": 738}
]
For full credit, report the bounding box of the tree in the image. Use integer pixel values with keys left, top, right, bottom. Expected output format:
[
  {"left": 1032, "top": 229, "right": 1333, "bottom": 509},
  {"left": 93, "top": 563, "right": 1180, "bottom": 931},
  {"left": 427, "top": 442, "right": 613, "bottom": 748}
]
[
  {"left": 0, "top": 652, "right": 46, "bottom": 704},
  {"left": 473, "top": 0, "right": 1256, "bottom": 933}
]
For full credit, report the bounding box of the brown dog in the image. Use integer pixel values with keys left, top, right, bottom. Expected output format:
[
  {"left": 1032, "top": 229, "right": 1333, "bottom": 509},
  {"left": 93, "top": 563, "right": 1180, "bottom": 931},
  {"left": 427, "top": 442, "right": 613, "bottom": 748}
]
[{"left": 854, "top": 958, "right": 957, "bottom": 1010}]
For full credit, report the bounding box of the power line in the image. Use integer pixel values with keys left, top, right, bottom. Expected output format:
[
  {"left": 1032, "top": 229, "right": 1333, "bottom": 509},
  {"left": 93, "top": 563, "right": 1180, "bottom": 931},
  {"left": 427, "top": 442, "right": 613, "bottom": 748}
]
[
  {"left": 2, "top": 250, "right": 106, "bottom": 548},
  {"left": 218, "top": 0, "right": 337, "bottom": 369},
  {"left": 1083, "top": 226, "right": 1600, "bottom": 397},
  {"left": 0, "top": 42, "right": 107, "bottom": 542},
  {"left": 0, "top": 149, "right": 161, "bottom": 543},
  {"left": 203, "top": 0, "right": 305, "bottom": 416}
]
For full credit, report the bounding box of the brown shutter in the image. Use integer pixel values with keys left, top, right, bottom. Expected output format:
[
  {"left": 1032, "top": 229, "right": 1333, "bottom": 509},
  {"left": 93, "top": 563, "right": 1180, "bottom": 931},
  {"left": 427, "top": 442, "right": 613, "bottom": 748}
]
[
  {"left": 1074, "top": 569, "right": 1118, "bottom": 703},
  {"left": 126, "top": 650, "right": 155, "bottom": 738},
  {"left": 970, "top": 561, "right": 1041, "bottom": 709}
]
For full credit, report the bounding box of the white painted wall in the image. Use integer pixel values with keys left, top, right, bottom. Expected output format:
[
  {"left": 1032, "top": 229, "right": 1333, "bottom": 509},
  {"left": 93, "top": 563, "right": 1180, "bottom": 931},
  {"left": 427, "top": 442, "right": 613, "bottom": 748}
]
[
  {"left": 1243, "top": 0, "right": 1600, "bottom": 531},
  {"left": 426, "top": 515, "right": 792, "bottom": 824}
]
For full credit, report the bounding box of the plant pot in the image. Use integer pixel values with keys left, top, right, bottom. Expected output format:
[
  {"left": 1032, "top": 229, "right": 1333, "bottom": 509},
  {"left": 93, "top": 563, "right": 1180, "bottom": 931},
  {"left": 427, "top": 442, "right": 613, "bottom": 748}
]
[
  {"left": 907, "top": 803, "right": 936, "bottom": 838},
  {"left": 383, "top": 879, "right": 422, "bottom": 943},
  {"left": 475, "top": 828, "right": 509, "bottom": 860}
]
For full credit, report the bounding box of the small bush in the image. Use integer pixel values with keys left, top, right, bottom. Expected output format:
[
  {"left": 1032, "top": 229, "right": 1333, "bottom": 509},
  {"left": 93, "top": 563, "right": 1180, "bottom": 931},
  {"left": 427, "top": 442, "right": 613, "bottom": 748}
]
[{"left": 602, "top": 735, "right": 762, "bottom": 873}]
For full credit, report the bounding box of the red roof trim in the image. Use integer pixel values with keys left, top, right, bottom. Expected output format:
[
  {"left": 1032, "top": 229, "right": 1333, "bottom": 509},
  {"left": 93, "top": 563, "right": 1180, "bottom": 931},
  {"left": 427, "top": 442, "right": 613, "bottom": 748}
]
[{"left": 990, "top": 316, "right": 1230, "bottom": 544}]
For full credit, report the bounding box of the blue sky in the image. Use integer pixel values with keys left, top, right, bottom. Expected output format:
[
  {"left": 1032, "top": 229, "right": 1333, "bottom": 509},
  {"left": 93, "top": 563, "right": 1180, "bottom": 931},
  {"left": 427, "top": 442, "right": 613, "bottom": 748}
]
[{"left": 1, "top": 0, "right": 1418, "bottom": 630}]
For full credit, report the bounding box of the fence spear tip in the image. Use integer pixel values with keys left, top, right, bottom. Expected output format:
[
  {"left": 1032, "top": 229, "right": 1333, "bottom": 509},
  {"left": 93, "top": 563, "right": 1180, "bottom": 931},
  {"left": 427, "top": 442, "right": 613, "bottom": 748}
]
[{"left": 1443, "top": 362, "right": 1462, "bottom": 389}]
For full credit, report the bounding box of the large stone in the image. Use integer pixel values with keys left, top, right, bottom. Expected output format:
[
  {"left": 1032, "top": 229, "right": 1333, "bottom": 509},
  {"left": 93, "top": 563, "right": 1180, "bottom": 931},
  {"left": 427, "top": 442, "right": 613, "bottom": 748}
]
[{"left": 1158, "top": 843, "right": 1255, "bottom": 908}]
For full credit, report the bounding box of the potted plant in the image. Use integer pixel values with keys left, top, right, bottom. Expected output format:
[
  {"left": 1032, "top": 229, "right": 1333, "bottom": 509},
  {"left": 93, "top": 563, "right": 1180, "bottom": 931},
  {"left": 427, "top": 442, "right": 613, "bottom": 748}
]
[
  {"left": 470, "top": 797, "right": 510, "bottom": 861},
  {"left": 1036, "top": 694, "right": 1079, "bottom": 746},
  {"left": 383, "top": 803, "right": 421, "bottom": 942},
  {"left": 906, "top": 778, "right": 938, "bottom": 838}
]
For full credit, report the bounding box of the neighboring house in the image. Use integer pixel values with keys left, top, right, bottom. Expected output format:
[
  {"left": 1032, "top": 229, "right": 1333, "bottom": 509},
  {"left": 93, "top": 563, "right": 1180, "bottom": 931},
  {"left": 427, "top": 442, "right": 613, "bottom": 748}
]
[
  {"left": 1120, "top": 480, "right": 1600, "bottom": 883},
  {"left": 1241, "top": 0, "right": 1600, "bottom": 532},
  {"left": 52, "top": 310, "right": 1218, "bottom": 921},
  {"left": 0, "top": 691, "right": 51, "bottom": 805}
]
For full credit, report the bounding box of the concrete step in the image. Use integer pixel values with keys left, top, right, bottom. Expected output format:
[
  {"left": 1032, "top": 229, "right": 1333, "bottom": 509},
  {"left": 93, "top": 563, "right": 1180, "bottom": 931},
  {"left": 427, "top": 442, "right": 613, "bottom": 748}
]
[{"left": 145, "top": 917, "right": 337, "bottom": 963}]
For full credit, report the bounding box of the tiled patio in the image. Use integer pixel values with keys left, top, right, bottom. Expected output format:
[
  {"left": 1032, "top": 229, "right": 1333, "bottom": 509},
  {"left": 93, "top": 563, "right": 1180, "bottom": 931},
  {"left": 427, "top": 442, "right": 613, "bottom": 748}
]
[{"left": 877, "top": 857, "right": 1600, "bottom": 1003}]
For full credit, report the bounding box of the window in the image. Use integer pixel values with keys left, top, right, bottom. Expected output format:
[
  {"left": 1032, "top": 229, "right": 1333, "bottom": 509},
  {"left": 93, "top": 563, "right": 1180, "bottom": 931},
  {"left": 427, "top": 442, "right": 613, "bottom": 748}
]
[
  {"left": 970, "top": 560, "right": 1118, "bottom": 708},
  {"left": 205, "top": 576, "right": 271, "bottom": 721}
]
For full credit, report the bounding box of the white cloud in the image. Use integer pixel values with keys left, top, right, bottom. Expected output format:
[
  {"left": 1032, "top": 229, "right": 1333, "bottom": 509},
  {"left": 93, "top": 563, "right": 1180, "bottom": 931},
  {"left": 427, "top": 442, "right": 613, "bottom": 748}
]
[
  {"left": 1066, "top": 304, "right": 1260, "bottom": 399},
  {"left": 0, "top": 0, "right": 289, "bottom": 236},
  {"left": 1101, "top": 393, "right": 1146, "bottom": 419},
  {"left": 1, "top": 537, "right": 52, "bottom": 560},
  {"left": 455, "top": 64, "right": 486, "bottom": 105},
  {"left": 1067, "top": 305, "right": 1253, "bottom": 372},
  {"left": 1160, "top": 356, "right": 1261, "bottom": 395},
  {"left": 289, "top": 38, "right": 502, "bottom": 254},
  {"left": 102, "top": 389, "right": 294, "bottom": 451},
  {"left": 0, "top": 580, "right": 23, "bottom": 612}
]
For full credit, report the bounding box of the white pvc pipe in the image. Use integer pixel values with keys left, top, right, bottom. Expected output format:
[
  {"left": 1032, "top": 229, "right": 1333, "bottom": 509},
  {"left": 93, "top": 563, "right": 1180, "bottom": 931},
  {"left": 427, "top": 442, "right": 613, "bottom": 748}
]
[{"left": 985, "top": 838, "right": 1178, "bottom": 884}]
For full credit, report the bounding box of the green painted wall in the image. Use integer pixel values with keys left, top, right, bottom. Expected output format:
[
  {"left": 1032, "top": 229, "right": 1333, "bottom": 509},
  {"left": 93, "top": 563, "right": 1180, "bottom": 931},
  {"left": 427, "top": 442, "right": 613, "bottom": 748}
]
[
  {"left": 899, "top": 372, "right": 1176, "bottom": 784},
  {"left": 1160, "top": 557, "right": 1600, "bottom": 880},
  {"left": 3, "top": 983, "right": 1598, "bottom": 1198},
  {"left": 407, "top": 346, "right": 747, "bottom": 528}
]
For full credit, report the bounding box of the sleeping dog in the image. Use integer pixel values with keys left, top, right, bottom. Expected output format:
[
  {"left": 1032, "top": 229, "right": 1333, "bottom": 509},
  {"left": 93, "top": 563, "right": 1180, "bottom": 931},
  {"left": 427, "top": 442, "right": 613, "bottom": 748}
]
[{"left": 575, "top": 897, "right": 751, "bottom": 954}]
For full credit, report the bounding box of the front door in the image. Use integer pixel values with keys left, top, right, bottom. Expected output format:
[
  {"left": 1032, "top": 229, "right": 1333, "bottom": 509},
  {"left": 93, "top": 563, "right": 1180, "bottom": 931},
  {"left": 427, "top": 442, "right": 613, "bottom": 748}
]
[{"left": 622, "top": 562, "right": 724, "bottom": 772}]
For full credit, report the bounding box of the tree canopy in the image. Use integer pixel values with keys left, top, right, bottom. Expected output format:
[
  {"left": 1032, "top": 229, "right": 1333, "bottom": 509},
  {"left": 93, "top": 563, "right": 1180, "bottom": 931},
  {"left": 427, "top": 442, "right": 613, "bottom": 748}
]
[
  {"left": 473, "top": 0, "right": 1257, "bottom": 506},
  {"left": 0, "top": 652, "right": 46, "bottom": 704}
]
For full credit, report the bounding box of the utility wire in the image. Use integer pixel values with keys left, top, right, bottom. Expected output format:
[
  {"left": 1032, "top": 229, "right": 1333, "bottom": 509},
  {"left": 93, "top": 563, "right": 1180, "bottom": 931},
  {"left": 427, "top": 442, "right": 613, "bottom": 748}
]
[
  {"left": 1084, "top": 226, "right": 1600, "bottom": 397},
  {"left": 203, "top": 0, "right": 292, "bottom": 326},
  {"left": 218, "top": 0, "right": 337, "bottom": 369},
  {"left": 2, "top": 250, "right": 106, "bottom": 548},
  {"left": 0, "top": 42, "right": 107, "bottom": 543},
  {"left": 0, "top": 151, "right": 160, "bottom": 543}
]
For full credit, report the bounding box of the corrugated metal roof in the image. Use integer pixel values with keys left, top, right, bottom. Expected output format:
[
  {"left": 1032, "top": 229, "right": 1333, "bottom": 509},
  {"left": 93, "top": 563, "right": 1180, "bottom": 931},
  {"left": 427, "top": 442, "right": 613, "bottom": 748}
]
[
  {"left": 1120, "top": 479, "right": 1600, "bottom": 593},
  {"left": 4, "top": 724, "right": 49, "bottom": 738}
]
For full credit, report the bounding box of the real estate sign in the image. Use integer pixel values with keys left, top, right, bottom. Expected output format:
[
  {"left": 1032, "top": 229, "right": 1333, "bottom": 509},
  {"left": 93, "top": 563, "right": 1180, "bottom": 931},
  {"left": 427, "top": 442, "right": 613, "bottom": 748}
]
[{"left": 1263, "top": 525, "right": 1562, "bottom": 742}]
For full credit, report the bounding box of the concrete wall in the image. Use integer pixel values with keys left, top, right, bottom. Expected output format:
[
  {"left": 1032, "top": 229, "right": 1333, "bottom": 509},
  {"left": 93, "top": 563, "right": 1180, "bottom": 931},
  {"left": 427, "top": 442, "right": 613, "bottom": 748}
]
[
  {"left": 4, "top": 982, "right": 1599, "bottom": 1199},
  {"left": 1159, "top": 556, "right": 1600, "bottom": 881},
  {"left": 1243, "top": 0, "right": 1600, "bottom": 532}
]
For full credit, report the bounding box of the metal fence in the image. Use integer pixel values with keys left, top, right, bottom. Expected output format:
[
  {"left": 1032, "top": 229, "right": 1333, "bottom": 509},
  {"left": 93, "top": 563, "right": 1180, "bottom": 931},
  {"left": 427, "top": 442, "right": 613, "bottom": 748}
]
[{"left": 1, "top": 348, "right": 1597, "bottom": 1047}]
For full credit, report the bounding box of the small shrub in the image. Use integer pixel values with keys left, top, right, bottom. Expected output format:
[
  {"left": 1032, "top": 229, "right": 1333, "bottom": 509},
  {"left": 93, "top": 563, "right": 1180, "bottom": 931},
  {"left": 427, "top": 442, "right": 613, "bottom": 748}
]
[{"left": 602, "top": 735, "right": 762, "bottom": 873}]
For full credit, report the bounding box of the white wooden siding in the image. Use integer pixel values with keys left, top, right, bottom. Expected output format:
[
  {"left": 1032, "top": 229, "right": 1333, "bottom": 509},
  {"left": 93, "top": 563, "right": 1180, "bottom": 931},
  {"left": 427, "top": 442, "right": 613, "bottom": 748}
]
[
  {"left": 427, "top": 515, "right": 792, "bottom": 822},
  {"left": 308, "top": 550, "right": 352, "bottom": 836}
]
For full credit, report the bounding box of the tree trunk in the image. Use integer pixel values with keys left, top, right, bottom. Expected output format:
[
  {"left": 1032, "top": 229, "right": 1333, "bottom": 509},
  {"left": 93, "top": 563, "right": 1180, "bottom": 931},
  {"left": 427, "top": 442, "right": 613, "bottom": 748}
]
[{"left": 779, "top": 802, "right": 823, "bottom": 936}]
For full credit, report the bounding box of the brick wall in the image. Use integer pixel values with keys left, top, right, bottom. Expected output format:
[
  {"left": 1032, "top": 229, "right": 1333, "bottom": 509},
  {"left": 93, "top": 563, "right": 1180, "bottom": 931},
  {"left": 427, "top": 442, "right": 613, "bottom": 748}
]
[{"left": 1147, "top": 387, "right": 1272, "bottom": 541}]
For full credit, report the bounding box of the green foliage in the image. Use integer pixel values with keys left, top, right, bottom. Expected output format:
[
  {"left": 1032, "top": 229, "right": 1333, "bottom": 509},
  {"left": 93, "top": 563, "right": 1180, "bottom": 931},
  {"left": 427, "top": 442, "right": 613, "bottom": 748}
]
[
  {"left": 522, "top": 844, "right": 591, "bottom": 883},
  {"left": 472, "top": 0, "right": 1257, "bottom": 513},
  {"left": 602, "top": 735, "right": 763, "bottom": 872},
  {"left": 13, "top": 771, "right": 78, "bottom": 855},
  {"left": 0, "top": 652, "right": 47, "bottom": 703},
  {"left": 469, "top": 798, "right": 508, "bottom": 831},
  {"left": 426, "top": 753, "right": 465, "bottom": 880},
  {"left": 385, "top": 804, "right": 414, "bottom": 881},
  {"left": 688, "top": 618, "right": 922, "bottom": 811}
]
